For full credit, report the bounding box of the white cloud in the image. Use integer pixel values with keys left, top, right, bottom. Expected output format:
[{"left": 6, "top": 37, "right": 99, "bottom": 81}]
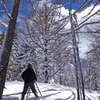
[
  {"left": 60, "top": 7, "right": 69, "bottom": 16},
  {"left": 38, "top": 0, "right": 51, "bottom": 8},
  {"left": 59, "top": 4, "right": 100, "bottom": 57}
]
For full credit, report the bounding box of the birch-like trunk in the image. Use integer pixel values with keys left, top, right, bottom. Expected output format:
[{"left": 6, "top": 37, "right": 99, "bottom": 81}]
[
  {"left": 69, "top": 9, "right": 85, "bottom": 100},
  {"left": 0, "top": 0, "right": 20, "bottom": 99}
]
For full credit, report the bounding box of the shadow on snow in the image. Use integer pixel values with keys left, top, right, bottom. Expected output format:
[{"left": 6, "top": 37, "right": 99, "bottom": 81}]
[{"left": 2, "top": 88, "right": 100, "bottom": 100}]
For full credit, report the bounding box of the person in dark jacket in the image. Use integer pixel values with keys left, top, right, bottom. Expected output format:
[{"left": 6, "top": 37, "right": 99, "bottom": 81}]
[{"left": 21, "top": 63, "right": 38, "bottom": 100}]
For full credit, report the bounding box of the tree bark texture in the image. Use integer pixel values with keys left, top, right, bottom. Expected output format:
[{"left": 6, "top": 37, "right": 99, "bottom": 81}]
[{"left": 0, "top": 0, "right": 20, "bottom": 99}]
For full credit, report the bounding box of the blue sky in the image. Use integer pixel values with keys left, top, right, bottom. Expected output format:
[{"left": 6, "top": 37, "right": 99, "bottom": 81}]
[
  {"left": 0, "top": 0, "right": 99, "bottom": 16},
  {"left": 0, "top": 0, "right": 100, "bottom": 34},
  {"left": 64, "top": 0, "right": 83, "bottom": 9},
  {"left": 63, "top": 0, "right": 100, "bottom": 10},
  {"left": 0, "top": 0, "right": 100, "bottom": 57}
]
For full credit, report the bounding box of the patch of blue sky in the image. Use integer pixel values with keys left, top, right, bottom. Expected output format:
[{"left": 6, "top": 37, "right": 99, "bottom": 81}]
[
  {"left": 0, "top": 1, "right": 13, "bottom": 16},
  {"left": 64, "top": 0, "right": 83, "bottom": 10},
  {"left": 0, "top": 25, "right": 7, "bottom": 32},
  {"left": 0, "top": 0, "right": 30, "bottom": 16},
  {"left": 63, "top": 0, "right": 100, "bottom": 10}
]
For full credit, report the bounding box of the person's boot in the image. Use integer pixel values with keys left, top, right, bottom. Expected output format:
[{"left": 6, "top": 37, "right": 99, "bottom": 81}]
[
  {"left": 21, "top": 93, "right": 25, "bottom": 100},
  {"left": 34, "top": 92, "right": 39, "bottom": 98}
]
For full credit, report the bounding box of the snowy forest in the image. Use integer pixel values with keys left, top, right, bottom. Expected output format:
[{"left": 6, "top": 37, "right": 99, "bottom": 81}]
[{"left": 0, "top": 0, "right": 100, "bottom": 100}]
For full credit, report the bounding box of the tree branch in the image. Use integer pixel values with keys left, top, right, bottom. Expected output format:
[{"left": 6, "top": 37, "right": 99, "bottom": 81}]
[
  {"left": 0, "top": 20, "right": 8, "bottom": 28},
  {"left": 0, "top": 1, "right": 12, "bottom": 19}
]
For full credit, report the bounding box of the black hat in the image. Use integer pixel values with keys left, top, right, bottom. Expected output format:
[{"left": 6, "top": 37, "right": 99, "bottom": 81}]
[{"left": 27, "top": 63, "right": 32, "bottom": 68}]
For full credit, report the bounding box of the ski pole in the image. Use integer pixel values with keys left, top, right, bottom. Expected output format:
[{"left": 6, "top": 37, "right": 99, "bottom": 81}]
[{"left": 35, "top": 82, "right": 42, "bottom": 97}]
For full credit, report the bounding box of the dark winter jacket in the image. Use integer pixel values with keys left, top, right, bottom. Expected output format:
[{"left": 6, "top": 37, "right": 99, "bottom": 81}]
[{"left": 21, "top": 68, "right": 37, "bottom": 83}]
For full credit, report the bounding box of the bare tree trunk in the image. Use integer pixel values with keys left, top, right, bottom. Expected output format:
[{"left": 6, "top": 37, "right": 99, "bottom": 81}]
[
  {"left": 44, "top": 8, "right": 48, "bottom": 83},
  {"left": 69, "top": 9, "right": 85, "bottom": 100},
  {"left": 69, "top": 10, "right": 80, "bottom": 100},
  {"left": 0, "top": 0, "right": 20, "bottom": 99}
]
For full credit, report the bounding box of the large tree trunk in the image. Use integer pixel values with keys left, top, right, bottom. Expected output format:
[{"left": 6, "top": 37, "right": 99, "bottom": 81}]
[{"left": 0, "top": 0, "right": 20, "bottom": 99}]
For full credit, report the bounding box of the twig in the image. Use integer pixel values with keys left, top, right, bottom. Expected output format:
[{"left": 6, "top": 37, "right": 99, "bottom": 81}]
[{"left": 0, "top": 1, "right": 12, "bottom": 19}]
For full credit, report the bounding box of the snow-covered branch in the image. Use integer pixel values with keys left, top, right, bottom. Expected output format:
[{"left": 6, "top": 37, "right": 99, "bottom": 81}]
[
  {"left": 30, "top": 0, "right": 41, "bottom": 18},
  {"left": 0, "top": 20, "right": 8, "bottom": 28},
  {"left": 74, "top": 0, "right": 93, "bottom": 14},
  {"left": 0, "top": 1, "right": 12, "bottom": 19},
  {"left": 78, "top": 9, "right": 100, "bottom": 28},
  {"left": 0, "top": 10, "right": 5, "bottom": 13},
  {"left": 76, "top": 21, "right": 100, "bottom": 30}
]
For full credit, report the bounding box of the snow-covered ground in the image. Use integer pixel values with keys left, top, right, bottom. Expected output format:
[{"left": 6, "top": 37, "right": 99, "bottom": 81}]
[{"left": 2, "top": 81, "right": 100, "bottom": 100}]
